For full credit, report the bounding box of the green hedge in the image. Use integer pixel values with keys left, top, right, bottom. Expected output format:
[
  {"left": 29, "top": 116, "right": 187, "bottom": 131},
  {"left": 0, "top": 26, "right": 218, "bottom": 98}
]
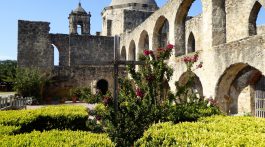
[
  {"left": 168, "top": 102, "right": 222, "bottom": 123},
  {"left": 0, "top": 105, "right": 88, "bottom": 134},
  {"left": 0, "top": 130, "right": 115, "bottom": 147},
  {"left": 136, "top": 116, "right": 265, "bottom": 146},
  {"left": 0, "top": 125, "right": 20, "bottom": 135}
]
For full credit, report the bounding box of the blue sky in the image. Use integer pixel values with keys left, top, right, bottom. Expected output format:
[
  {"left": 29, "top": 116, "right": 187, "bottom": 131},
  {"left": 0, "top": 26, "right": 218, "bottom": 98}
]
[{"left": 0, "top": 0, "right": 264, "bottom": 61}]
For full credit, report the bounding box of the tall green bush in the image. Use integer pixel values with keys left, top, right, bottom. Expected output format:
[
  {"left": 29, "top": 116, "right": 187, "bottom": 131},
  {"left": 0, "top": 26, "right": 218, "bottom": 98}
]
[{"left": 13, "top": 68, "right": 51, "bottom": 103}]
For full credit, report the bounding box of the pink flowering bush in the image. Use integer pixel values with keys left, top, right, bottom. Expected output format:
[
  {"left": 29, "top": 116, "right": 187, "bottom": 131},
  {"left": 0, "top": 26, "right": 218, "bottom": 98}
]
[{"left": 87, "top": 44, "right": 220, "bottom": 146}]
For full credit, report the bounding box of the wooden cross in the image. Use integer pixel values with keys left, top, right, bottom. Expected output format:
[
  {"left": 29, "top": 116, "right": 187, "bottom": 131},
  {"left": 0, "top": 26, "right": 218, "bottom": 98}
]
[{"left": 112, "top": 36, "right": 145, "bottom": 112}]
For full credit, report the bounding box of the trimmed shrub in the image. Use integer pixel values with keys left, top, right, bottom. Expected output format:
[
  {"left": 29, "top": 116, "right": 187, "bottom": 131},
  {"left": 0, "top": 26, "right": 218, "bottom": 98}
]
[
  {"left": 0, "top": 130, "right": 115, "bottom": 147},
  {"left": 0, "top": 125, "right": 20, "bottom": 135},
  {"left": 0, "top": 105, "right": 88, "bottom": 133},
  {"left": 168, "top": 101, "right": 222, "bottom": 123},
  {"left": 135, "top": 116, "right": 265, "bottom": 146}
]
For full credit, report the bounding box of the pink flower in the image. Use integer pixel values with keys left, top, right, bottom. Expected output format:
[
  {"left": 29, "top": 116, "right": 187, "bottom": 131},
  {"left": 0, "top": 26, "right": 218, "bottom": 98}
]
[
  {"left": 196, "top": 62, "right": 203, "bottom": 69},
  {"left": 193, "top": 54, "right": 199, "bottom": 62},
  {"left": 136, "top": 88, "right": 144, "bottom": 98},
  {"left": 143, "top": 50, "right": 153, "bottom": 56},
  {"left": 144, "top": 50, "right": 149, "bottom": 56},
  {"left": 166, "top": 44, "right": 174, "bottom": 50},
  {"left": 157, "top": 48, "right": 164, "bottom": 52}
]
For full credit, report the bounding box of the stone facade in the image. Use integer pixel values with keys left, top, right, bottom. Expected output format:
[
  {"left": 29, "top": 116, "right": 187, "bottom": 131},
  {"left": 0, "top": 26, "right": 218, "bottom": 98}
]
[{"left": 18, "top": 0, "right": 265, "bottom": 114}]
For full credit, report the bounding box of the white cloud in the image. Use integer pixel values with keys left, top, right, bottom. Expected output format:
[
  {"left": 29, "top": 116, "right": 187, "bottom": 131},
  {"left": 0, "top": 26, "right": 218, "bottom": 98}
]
[{"left": 0, "top": 55, "right": 16, "bottom": 60}]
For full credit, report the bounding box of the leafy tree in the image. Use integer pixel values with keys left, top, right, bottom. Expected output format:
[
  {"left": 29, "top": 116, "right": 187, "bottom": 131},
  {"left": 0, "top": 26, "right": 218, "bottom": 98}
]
[
  {"left": 13, "top": 68, "right": 51, "bottom": 103},
  {"left": 0, "top": 60, "right": 17, "bottom": 91}
]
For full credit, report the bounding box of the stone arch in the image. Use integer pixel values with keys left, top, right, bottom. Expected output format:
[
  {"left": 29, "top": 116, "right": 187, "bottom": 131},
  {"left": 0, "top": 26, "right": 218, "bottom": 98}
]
[
  {"left": 138, "top": 30, "right": 149, "bottom": 57},
  {"left": 215, "top": 63, "right": 263, "bottom": 115},
  {"left": 178, "top": 71, "right": 203, "bottom": 99},
  {"left": 249, "top": 1, "right": 263, "bottom": 36},
  {"left": 96, "top": 79, "right": 109, "bottom": 95},
  {"left": 120, "top": 46, "right": 126, "bottom": 61},
  {"left": 128, "top": 40, "right": 136, "bottom": 61},
  {"left": 51, "top": 44, "right": 60, "bottom": 66},
  {"left": 175, "top": 0, "right": 225, "bottom": 55},
  {"left": 153, "top": 16, "right": 169, "bottom": 49},
  {"left": 187, "top": 32, "right": 195, "bottom": 53}
]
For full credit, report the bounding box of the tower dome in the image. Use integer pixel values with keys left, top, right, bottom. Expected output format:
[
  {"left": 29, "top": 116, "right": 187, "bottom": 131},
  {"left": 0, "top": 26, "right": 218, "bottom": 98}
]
[
  {"left": 73, "top": 2, "right": 87, "bottom": 14},
  {"left": 110, "top": 0, "right": 158, "bottom": 7}
]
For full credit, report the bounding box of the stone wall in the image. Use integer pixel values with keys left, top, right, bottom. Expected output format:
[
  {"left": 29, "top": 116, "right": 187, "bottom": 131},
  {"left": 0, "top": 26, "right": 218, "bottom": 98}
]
[
  {"left": 69, "top": 35, "right": 114, "bottom": 65},
  {"left": 258, "top": 25, "right": 265, "bottom": 35},
  {"left": 185, "top": 15, "right": 202, "bottom": 53},
  {"left": 18, "top": 20, "right": 53, "bottom": 69},
  {"left": 123, "top": 10, "right": 153, "bottom": 33},
  {"left": 48, "top": 66, "right": 126, "bottom": 98}
]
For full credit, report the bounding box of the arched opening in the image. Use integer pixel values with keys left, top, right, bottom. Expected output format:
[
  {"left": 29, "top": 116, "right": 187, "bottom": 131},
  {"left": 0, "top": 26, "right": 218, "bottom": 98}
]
[
  {"left": 120, "top": 46, "right": 126, "bottom": 61},
  {"left": 138, "top": 30, "right": 149, "bottom": 56},
  {"left": 77, "top": 24, "right": 82, "bottom": 35},
  {"left": 215, "top": 63, "right": 265, "bottom": 116},
  {"left": 96, "top": 79, "right": 109, "bottom": 95},
  {"left": 51, "top": 44, "right": 59, "bottom": 66},
  {"left": 188, "top": 0, "right": 203, "bottom": 17},
  {"left": 128, "top": 40, "right": 136, "bottom": 61},
  {"left": 249, "top": 1, "right": 263, "bottom": 36},
  {"left": 175, "top": 0, "right": 203, "bottom": 56},
  {"left": 178, "top": 72, "right": 203, "bottom": 100},
  {"left": 257, "top": 6, "right": 265, "bottom": 26},
  {"left": 153, "top": 16, "right": 169, "bottom": 49},
  {"left": 187, "top": 32, "right": 195, "bottom": 53}
]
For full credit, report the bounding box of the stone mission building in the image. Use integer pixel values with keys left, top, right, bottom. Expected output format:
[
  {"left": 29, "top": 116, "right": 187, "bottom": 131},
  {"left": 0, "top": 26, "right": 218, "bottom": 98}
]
[{"left": 18, "top": 0, "right": 265, "bottom": 116}]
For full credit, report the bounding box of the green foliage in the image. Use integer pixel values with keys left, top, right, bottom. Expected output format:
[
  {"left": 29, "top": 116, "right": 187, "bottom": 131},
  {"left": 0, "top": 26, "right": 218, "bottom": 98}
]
[
  {"left": 136, "top": 116, "right": 265, "bottom": 146},
  {"left": 0, "top": 105, "right": 88, "bottom": 133},
  {"left": 0, "top": 60, "right": 17, "bottom": 91},
  {"left": 0, "top": 60, "right": 17, "bottom": 82},
  {"left": 168, "top": 101, "right": 222, "bottom": 123},
  {"left": 13, "top": 68, "right": 51, "bottom": 103},
  {"left": 70, "top": 87, "right": 102, "bottom": 103},
  {"left": 0, "top": 125, "right": 20, "bottom": 135},
  {"left": 0, "top": 130, "right": 115, "bottom": 147}
]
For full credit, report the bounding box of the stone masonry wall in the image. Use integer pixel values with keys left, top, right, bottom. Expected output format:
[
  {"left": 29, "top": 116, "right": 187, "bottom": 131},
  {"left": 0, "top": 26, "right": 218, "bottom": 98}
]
[
  {"left": 18, "top": 20, "right": 53, "bottom": 69},
  {"left": 258, "top": 25, "right": 265, "bottom": 35},
  {"left": 123, "top": 10, "right": 153, "bottom": 33},
  {"left": 69, "top": 35, "right": 114, "bottom": 65},
  {"left": 185, "top": 15, "right": 202, "bottom": 53}
]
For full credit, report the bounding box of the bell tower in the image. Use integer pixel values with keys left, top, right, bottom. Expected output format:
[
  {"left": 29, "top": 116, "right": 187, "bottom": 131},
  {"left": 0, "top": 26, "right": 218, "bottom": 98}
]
[
  {"left": 101, "top": 0, "right": 158, "bottom": 36},
  {"left": 69, "top": 3, "right": 91, "bottom": 35}
]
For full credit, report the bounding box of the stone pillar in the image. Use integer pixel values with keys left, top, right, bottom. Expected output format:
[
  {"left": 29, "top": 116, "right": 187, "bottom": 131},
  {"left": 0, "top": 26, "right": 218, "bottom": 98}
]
[{"left": 201, "top": 0, "right": 226, "bottom": 50}]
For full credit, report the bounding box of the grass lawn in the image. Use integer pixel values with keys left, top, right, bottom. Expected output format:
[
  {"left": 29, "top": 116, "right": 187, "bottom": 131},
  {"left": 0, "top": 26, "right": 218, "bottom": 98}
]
[{"left": 0, "top": 92, "right": 16, "bottom": 96}]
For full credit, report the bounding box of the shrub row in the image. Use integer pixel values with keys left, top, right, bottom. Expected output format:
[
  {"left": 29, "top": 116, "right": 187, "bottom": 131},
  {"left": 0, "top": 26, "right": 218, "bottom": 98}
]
[
  {"left": 168, "top": 102, "right": 222, "bottom": 123},
  {"left": 0, "top": 130, "right": 115, "bottom": 147},
  {"left": 136, "top": 116, "right": 265, "bottom": 146},
  {"left": 0, "top": 125, "right": 20, "bottom": 136},
  {"left": 0, "top": 105, "right": 88, "bottom": 134}
]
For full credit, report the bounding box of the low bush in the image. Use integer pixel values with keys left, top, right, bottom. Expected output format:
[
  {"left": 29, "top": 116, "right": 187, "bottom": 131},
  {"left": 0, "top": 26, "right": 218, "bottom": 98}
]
[
  {"left": 0, "top": 105, "right": 88, "bottom": 133},
  {"left": 0, "top": 125, "right": 20, "bottom": 135},
  {"left": 0, "top": 130, "right": 115, "bottom": 147},
  {"left": 135, "top": 116, "right": 265, "bottom": 146},
  {"left": 168, "top": 101, "right": 222, "bottom": 123}
]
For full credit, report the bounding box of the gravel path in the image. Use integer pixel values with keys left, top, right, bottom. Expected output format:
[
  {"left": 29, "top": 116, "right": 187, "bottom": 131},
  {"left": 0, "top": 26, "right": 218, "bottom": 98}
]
[{"left": 26, "top": 102, "right": 96, "bottom": 110}]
